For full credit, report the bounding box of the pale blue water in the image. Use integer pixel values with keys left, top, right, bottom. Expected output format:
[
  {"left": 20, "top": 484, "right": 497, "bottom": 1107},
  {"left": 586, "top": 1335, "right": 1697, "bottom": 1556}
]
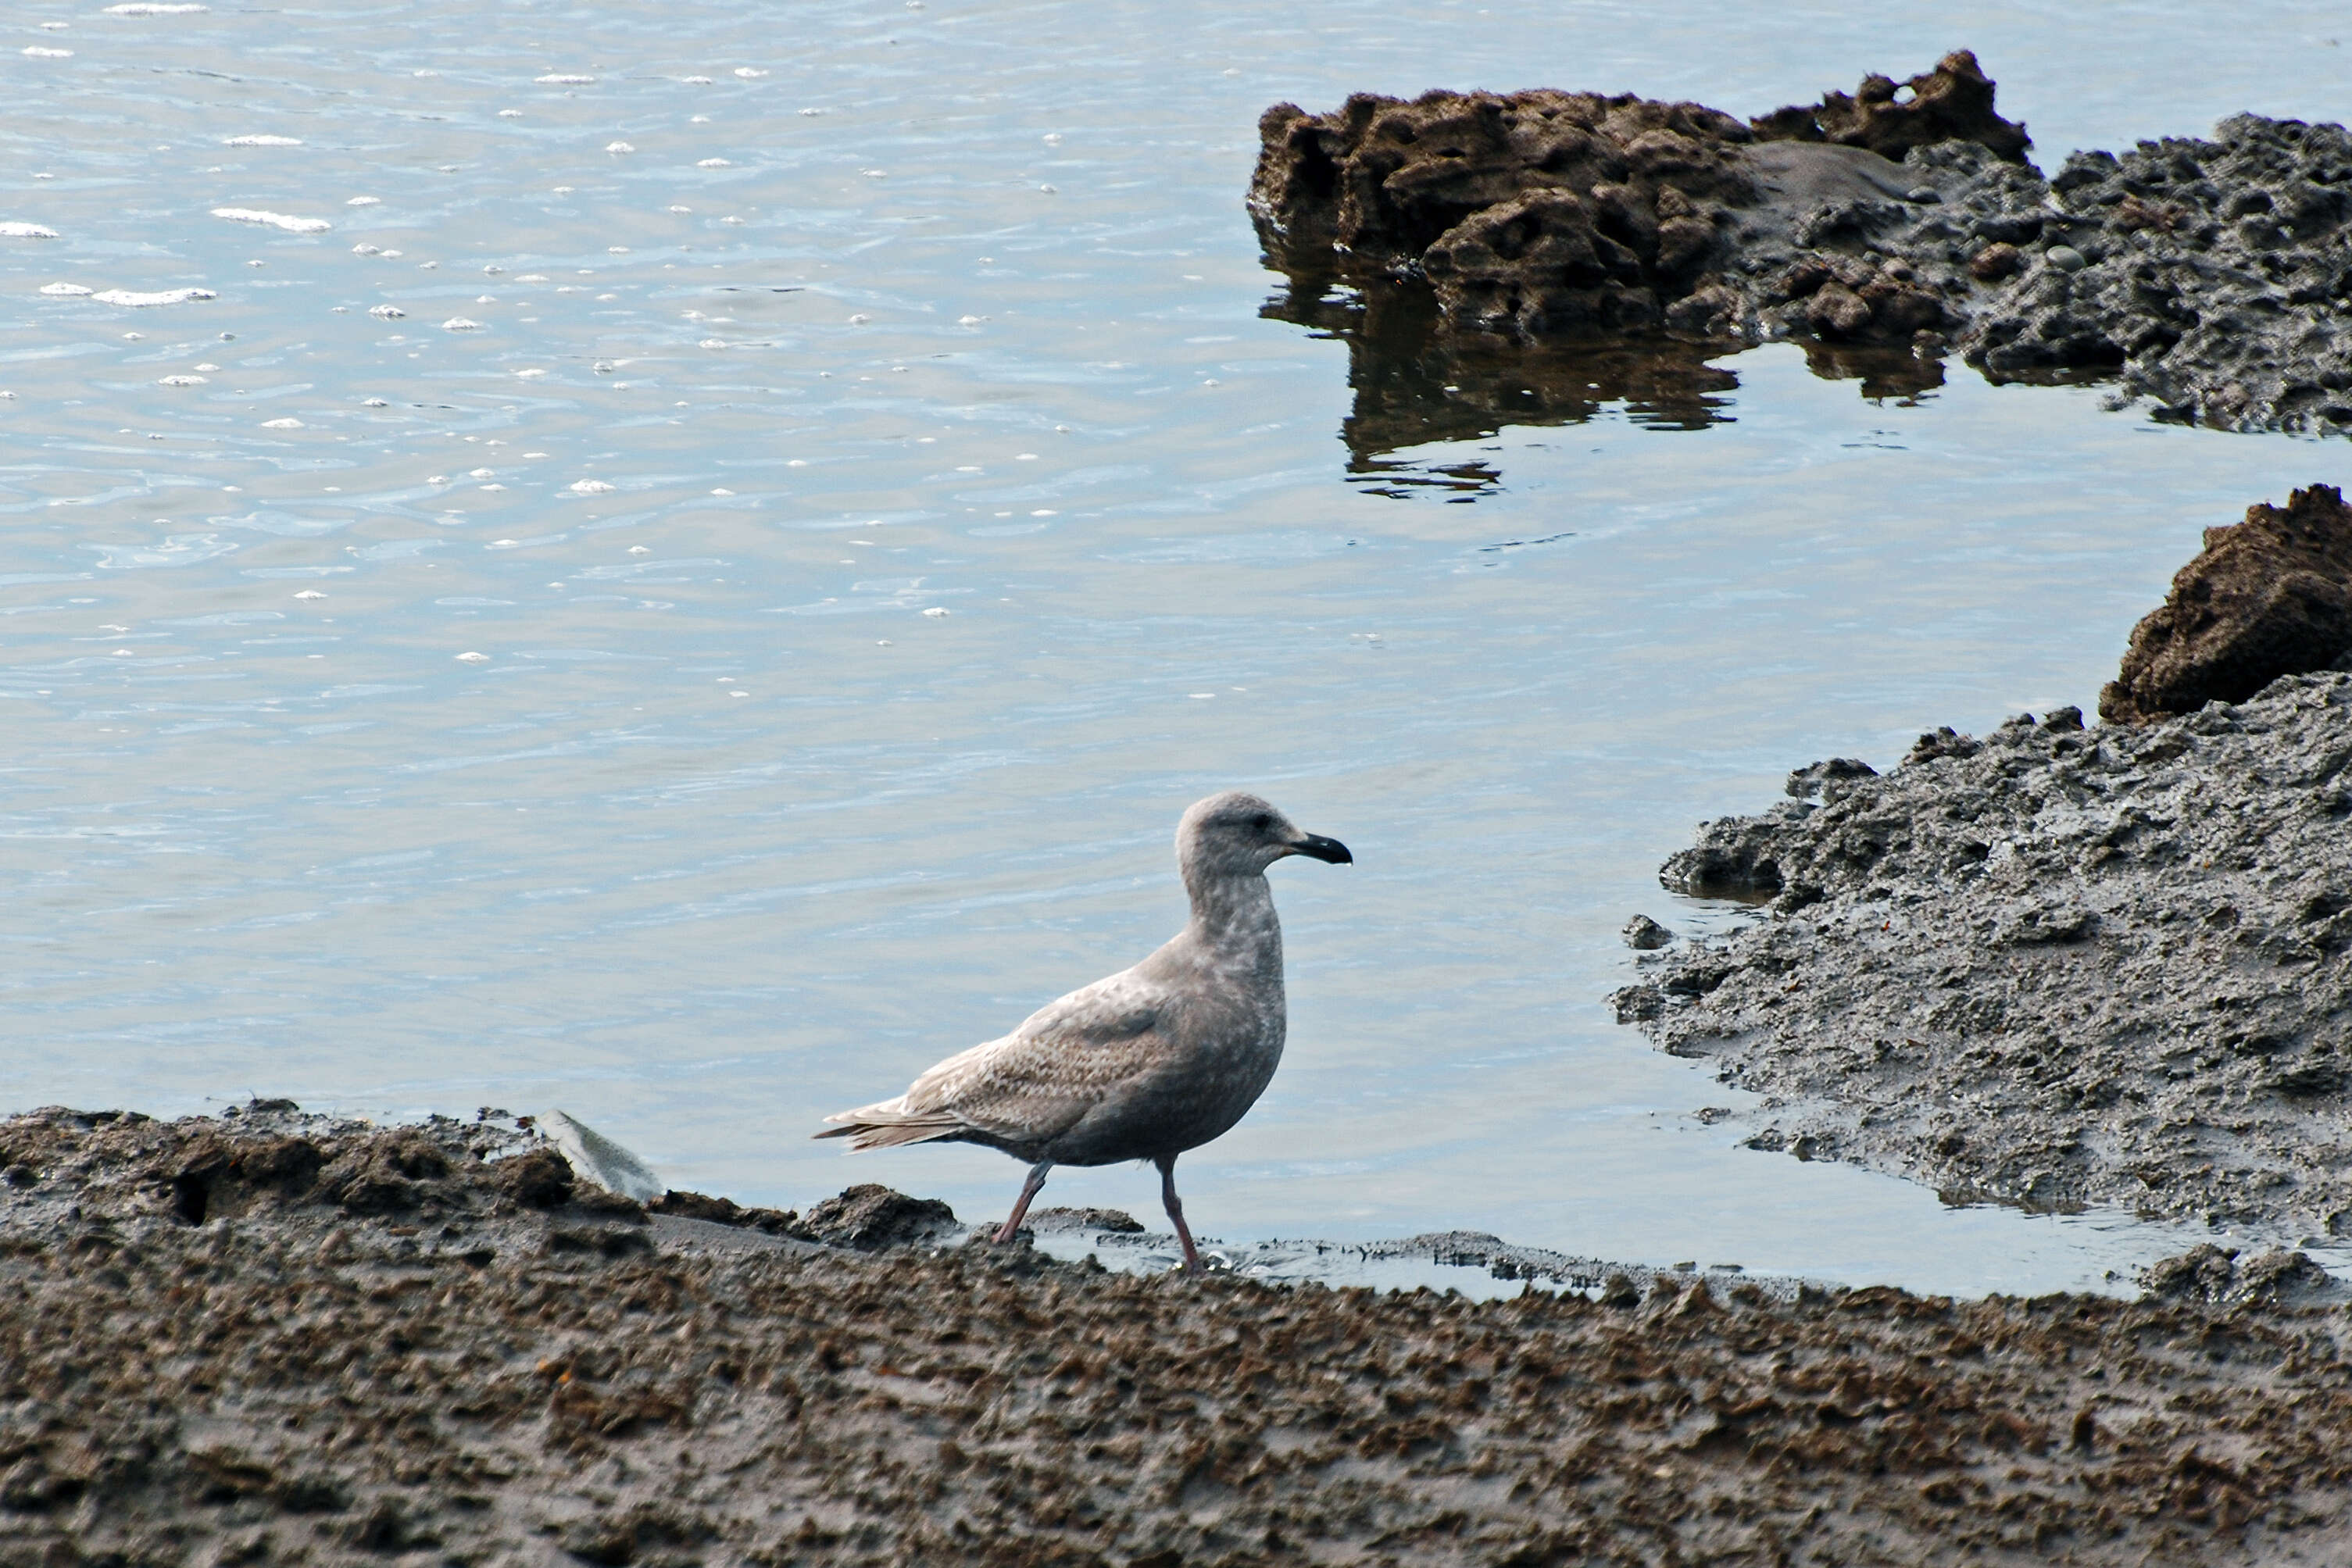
[{"left": 3, "top": 0, "right": 2346, "bottom": 1296}]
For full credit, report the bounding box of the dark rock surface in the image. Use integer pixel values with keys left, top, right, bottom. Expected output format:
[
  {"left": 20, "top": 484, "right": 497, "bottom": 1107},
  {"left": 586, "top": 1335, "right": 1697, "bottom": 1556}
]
[
  {"left": 2140, "top": 1242, "right": 2331, "bottom": 1307},
  {"left": 2102, "top": 484, "right": 2352, "bottom": 723},
  {"left": 1253, "top": 56, "right": 2352, "bottom": 437},
  {"left": 1620, "top": 676, "right": 2352, "bottom": 1238},
  {"left": 12, "top": 1109, "right": 2352, "bottom": 1565},
  {"left": 798, "top": 1180, "right": 961, "bottom": 1250},
  {"left": 1967, "top": 117, "right": 2352, "bottom": 430},
  {"left": 1623, "top": 913, "right": 1676, "bottom": 950}
]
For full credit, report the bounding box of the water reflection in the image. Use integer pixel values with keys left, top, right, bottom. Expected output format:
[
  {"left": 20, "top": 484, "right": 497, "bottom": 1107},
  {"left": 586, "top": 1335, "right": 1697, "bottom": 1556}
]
[{"left": 1264, "top": 273, "right": 1957, "bottom": 495}]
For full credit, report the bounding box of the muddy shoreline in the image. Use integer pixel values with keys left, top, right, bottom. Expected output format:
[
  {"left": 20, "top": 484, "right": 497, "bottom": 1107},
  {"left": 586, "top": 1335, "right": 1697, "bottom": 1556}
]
[
  {"left": 8, "top": 1105, "right": 2352, "bottom": 1566},
  {"left": 1615, "top": 480, "right": 2352, "bottom": 1249},
  {"left": 1618, "top": 674, "right": 2352, "bottom": 1242}
]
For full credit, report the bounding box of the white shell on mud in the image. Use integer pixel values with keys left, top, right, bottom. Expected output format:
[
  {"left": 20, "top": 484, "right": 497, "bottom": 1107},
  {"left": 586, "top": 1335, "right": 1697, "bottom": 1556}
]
[{"left": 542, "top": 1109, "right": 665, "bottom": 1201}]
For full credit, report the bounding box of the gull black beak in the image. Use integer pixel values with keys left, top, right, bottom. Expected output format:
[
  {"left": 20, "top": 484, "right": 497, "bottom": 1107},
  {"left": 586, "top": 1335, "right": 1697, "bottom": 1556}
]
[{"left": 1291, "top": 833, "right": 1353, "bottom": 865}]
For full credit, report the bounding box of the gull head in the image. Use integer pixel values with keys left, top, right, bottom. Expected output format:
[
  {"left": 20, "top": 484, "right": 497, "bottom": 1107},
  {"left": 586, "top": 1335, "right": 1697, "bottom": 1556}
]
[{"left": 1178, "top": 790, "right": 1352, "bottom": 880}]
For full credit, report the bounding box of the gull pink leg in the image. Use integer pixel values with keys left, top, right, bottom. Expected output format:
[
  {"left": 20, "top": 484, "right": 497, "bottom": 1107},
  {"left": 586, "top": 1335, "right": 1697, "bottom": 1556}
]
[
  {"left": 1156, "top": 1155, "right": 1201, "bottom": 1273},
  {"left": 992, "top": 1160, "right": 1053, "bottom": 1244}
]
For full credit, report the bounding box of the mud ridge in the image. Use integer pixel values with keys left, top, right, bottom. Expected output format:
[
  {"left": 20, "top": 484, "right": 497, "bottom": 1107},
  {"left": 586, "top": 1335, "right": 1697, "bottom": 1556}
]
[
  {"left": 1617, "top": 670, "right": 2352, "bottom": 1241},
  {"left": 7, "top": 1105, "right": 2352, "bottom": 1565}
]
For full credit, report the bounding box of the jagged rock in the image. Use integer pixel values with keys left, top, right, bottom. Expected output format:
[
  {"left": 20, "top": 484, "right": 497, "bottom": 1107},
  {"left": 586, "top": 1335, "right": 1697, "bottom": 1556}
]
[
  {"left": 1962, "top": 116, "right": 2352, "bottom": 433},
  {"left": 2101, "top": 484, "right": 2352, "bottom": 723},
  {"left": 1750, "top": 52, "right": 2030, "bottom": 164},
  {"left": 1253, "top": 61, "right": 2352, "bottom": 438}
]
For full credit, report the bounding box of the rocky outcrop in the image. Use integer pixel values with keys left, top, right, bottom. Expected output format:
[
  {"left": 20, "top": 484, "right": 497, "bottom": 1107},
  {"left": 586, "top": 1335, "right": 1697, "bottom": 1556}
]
[
  {"left": 1251, "top": 86, "right": 1765, "bottom": 341},
  {"left": 1748, "top": 52, "right": 2031, "bottom": 163},
  {"left": 1252, "top": 59, "right": 2352, "bottom": 436},
  {"left": 1619, "top": 676, "right": 2352, "bottom": 1240},
  {"left": 1965, "top": 116, "right": 2352, "bottom": 430},
  {"left": 2100, "top": 484, "right": 2352, "bottom": 723},
  {"left": 1249, "top": 54, "right": 2021, "bottom": 347}
]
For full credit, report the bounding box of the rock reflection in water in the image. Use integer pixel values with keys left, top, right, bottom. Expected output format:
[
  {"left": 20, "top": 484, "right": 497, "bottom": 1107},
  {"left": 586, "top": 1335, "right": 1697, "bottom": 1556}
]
[
  {"left": 1262, "top": 273, "right": 1739, "bottom": 496},
  {"left": 1264, "top": 273, "right": 1957, "bottom": 495}
]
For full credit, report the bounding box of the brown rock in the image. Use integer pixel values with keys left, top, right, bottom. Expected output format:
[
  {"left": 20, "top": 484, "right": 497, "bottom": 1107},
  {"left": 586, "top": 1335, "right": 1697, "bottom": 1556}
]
[
  {"left": 1749, "top": 50, "right": 2030, "bottom": 163},
  {"left": 2100, "top": 484, "right": 2352, "bottom": 723},
  {"left": 1968, "top": 241, "right": 2024, "bottom": 280},
  {"left": 800, "top": 1184, "right": 960, "bottom": 1250},
  {"left": 495, "top": 1147, "right": 574, "bottom": 1209}
]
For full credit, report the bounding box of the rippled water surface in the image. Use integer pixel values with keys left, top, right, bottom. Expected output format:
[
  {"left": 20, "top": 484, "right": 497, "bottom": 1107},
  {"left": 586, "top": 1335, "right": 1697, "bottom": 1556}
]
[{"left": 5, "top": 0, "right": 2349, "bottom": 1296}]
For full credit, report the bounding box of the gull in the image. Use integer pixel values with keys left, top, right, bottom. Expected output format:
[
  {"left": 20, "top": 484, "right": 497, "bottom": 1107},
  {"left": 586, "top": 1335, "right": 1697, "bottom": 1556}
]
[{"left": 816, "top": 791, "right": 1352, "bottom": 1270}]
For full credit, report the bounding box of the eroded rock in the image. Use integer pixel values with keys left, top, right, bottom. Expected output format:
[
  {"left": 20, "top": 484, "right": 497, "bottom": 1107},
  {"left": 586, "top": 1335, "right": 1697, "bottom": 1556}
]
[
  {"left": 2101, "top": 484, "right": 2352, "bottom": 723},
  {"left": 1749, "top": 52, "right": 2030, "bottom": 164},
  {"left": 1253, "top": 59, "right": 2352, "bottom": 436}
]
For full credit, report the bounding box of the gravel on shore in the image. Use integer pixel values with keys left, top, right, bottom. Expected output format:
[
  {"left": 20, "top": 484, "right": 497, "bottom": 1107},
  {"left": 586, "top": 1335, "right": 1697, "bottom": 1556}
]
[
  {"left": 6, "top": 1106, "right": 2352, "bottom": 1566},
  {"left": 1617, "top": 671, "right": 2352, "bottom": 1242}
]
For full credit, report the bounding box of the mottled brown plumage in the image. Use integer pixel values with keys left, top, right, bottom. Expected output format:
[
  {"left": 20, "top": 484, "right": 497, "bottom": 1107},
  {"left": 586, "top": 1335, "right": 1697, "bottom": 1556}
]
[{"left": 816, "top": 791, "right": 1351, "bottom": 1270}]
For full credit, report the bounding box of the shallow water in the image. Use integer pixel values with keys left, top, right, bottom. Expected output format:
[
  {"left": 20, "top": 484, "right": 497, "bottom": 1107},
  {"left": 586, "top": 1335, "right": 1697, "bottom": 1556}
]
[{"left": 4, "top": 0, "right": 2347, "bottom": 1297}]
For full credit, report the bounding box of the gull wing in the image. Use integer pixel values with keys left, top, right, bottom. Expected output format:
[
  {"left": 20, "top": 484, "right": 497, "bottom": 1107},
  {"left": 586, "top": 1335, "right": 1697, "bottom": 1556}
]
[{"left": 817, "top": 968, "right": 1175, "bottom": 1151}]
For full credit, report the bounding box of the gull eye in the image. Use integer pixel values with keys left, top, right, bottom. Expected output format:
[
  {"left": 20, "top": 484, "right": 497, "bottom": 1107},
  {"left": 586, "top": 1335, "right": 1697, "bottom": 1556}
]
[{"left": 1249, "top": 812, "right": 1271, "bottom": 833}]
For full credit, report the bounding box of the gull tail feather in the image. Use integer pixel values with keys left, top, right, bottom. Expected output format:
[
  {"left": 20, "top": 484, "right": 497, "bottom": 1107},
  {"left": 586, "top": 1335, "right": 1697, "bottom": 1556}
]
[{"left": 815, "top": 1098, "right": 967, "bottom": 1152}]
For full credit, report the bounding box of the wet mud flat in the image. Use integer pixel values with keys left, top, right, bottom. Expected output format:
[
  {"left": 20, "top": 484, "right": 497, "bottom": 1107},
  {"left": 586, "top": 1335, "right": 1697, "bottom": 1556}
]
[
  {"left": 1619, "top": 488, "right": 2352, "bottom": 1246},
  {"left": 1621, "top": 676, "right": 2352, "bottom": 1239},
  {"left": 8, "top": 1109, "right": 2352, "bottom": 1566}
]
